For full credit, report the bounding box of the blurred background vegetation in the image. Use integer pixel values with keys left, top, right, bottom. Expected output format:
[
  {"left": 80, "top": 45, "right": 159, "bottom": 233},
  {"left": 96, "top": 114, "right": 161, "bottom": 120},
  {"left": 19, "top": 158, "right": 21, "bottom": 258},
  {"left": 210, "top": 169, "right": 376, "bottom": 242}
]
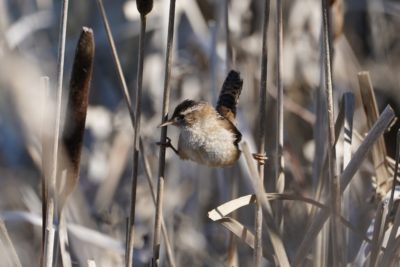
[{"left": 1, "top": 0, "right": 400, "bottom": 266}]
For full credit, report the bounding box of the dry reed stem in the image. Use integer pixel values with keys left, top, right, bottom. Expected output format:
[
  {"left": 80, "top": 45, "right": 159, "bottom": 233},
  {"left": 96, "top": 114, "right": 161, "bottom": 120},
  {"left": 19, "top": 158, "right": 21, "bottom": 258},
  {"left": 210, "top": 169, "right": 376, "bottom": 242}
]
[
  {"left": 43, "top": 0, "right": 69, "bottom": 265},
  {"left": 95, "top": 0, "right": 135, "bottom": 123},
  {"left": 95, "top": 1, "right": 175, "bottom": 265},
  {"left": 342, "top": 92, "right": 355, "bottom": 259},
  {"left": 311, "top": 94, "right": 347, "bottom": 220},
  {"left": 275, "top": 0, "right": 285, "bottom": 229},
  {"left": 242, "top": 142, "right": 290, "bottom": 266},
  {"left": 381, "top": 191, "right": 400, "bottom": 266},
  {"left": 369, "top": 202, "right": 387, "bottom": 267},
  {"left": 358, "top": 71, "right": 391, "bottom": 196},
  {"left": 40, "top": 76, "right": 50, "bottom": 259},
  {"left": 223, "top": 2, "right": 238, "bottom": 265},
  {"left": 153, "top": 0, "right": 176, "bottom": 265},
  {"left": 0, "top": 220, "right": 22, "bottom": 267},
  {"left": 294, "top": 105, "right": 395, "bottom": 266},
  {"left": 388, "top": 129, "right": 400, "bottom": 214},
  {"left": 254, "top": 0, "right": 270, "bottom": 265},
  {"left": 126, "top": 11, "right": 148, "bottom": 266},
  {"left": 321, "top": 0, "right": 344, "bottom": 264},
  {"left": 140, "top": 141, "right": 176, "bottom": 267}
]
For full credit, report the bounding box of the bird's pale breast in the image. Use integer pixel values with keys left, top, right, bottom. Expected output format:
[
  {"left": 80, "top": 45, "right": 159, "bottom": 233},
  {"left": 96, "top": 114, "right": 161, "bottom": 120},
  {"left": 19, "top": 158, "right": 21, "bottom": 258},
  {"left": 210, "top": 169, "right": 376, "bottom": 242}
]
[{"left": 178, "top": 118, "right": 240, "bottom": 167}]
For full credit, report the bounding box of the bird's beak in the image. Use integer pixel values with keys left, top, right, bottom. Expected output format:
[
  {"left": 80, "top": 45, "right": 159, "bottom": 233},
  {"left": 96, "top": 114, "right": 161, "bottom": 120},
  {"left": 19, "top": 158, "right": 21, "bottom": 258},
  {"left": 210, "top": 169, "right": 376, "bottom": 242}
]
[{"left": 158, "top": 119, "right": 175, "bottom": 128}]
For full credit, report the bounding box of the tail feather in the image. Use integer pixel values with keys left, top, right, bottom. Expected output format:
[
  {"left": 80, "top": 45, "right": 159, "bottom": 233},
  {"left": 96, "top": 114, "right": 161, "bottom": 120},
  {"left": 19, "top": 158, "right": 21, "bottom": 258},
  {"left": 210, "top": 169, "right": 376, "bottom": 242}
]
[{"left": 216, "top": 70, "right": 243, "bottom": 123}]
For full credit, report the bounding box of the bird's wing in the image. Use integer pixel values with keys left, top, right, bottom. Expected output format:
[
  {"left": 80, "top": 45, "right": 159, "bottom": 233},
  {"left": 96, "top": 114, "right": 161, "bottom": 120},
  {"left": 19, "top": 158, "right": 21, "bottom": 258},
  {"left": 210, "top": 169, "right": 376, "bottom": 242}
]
[
  {"left": 218, "top": 117, "right": 242, "bottom": 146},
  {"left": 216, "top": 70, "right": 243, "bottom": 124}
]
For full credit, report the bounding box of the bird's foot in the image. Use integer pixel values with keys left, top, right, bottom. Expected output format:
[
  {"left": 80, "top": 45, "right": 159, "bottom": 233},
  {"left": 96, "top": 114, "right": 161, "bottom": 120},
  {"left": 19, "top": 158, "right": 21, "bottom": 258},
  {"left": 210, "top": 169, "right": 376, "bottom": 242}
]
[
  {"left": 252, "top": 153, "right": 268, "bottom": 165},
  {"left": 156, "top": 136, "right": 179, "bottom": 155}
]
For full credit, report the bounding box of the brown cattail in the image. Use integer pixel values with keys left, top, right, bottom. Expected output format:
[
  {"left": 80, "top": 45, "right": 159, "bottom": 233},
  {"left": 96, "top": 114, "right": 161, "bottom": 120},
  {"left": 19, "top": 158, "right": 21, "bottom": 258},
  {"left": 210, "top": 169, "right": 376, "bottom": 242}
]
[
  {"left": 58, "top": 27, "right": 94, "bottom": 213},
  {"left": 136, "top": 0, "right": 153, "bottom": 16}
]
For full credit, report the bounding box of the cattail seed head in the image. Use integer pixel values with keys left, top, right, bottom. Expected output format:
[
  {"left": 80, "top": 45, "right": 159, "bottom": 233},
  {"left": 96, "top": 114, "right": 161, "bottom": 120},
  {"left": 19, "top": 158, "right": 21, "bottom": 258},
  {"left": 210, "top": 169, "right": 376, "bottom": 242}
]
[{"left": 136, "top": 0, "right": 153, "bottom": 16}]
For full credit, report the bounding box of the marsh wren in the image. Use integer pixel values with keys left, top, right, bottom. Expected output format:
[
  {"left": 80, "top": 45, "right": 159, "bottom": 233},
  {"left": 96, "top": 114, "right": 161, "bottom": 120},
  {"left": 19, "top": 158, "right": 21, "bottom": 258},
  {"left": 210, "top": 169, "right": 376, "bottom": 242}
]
[{"left": 158, "top": 70, "right": 247, "bottom": 167}]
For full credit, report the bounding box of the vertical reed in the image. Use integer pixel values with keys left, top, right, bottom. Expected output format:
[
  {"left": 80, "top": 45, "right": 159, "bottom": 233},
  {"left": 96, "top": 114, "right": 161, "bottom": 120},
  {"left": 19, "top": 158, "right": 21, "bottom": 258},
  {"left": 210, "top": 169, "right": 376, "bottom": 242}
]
[
  {"left": 153, "top": 0, "right": 177, "bottom": 265},
  {"left": 95, "top": 1, "right": 174, "bottom": 265},
  {"left": 275, "top": 0, "right": 285, "bottom": 227},
  {"left": 126, "top": 1, "right": 153, "bottom": 265},
  {"left": 254, "top": 0, "right": 270, "bottom": 265},
  {"left": 321, "top": 0, "right": 344, "bottom": 265},
  {"left": 43, "top": 1, "right": 69, "bottom": 266},
  {"left": 294, "top": 106, "right": 395, "bottom": 266}
]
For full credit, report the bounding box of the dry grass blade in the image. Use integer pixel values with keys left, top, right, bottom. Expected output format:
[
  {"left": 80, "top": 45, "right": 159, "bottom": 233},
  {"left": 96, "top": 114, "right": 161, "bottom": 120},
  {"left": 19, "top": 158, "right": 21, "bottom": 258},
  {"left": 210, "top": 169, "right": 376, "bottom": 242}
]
[
  {"left": 342, "top": 92, "right": 355, "bottom": 259},
  {"left": 59, "top": 27, "right": 94, "bottom": 214},
  {"left": 209, "top": 194, "right": 324, "bottom": 220},
  {"left": 211, "top": 217, "right": 275, "bottom": 263},
  {"left": 311, "top": 92, "right": 347, "bottom": 219},
  {"left": 380, "top": 131, "right": 400, "bottom": 266},
  {"left": 294, "top": 105, "right": 395, "bottom": 266},
  {"left": 342, "top": 93, "right": 355, "bottom": 167},
  {"left": 255, "top": 0, "right": 270, "bottom": 265},
  {"left": 241, "top": 142, "right": 290, "bottom": 267},
  {"left": 381, "top": 195, "right": 400, "bottom": 266},
  {"left": 358, "top": 71, "right": 391, "bottom": 197},
  {"left": 59, "top": 215, "right": 72, "bottom": 267},
  {"left": 208, "top": 192, "right": 375, "bottom": 245},
  {"left": 153, "top": 0, "right": 176, "bottom": 265},
  {"left": 0, "top": 219, "right": 22, "bottom": 267},
  {"left": 208, "top": 191, "right": 380, "bottom": 264},
  {"left": 368, "top": 202, "right": 388, "bottom": 267},
  {"left": 380, "top": 237, "right": 400, "bottom": 267}
]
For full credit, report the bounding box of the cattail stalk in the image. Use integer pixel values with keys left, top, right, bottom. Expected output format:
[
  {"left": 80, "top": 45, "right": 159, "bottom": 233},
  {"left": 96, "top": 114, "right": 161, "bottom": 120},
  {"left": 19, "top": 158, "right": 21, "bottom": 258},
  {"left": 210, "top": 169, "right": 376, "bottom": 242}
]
[
  {"left": 127, "top": 0, "right": 152, "bottom": 264},
  {"left": 95, "top": 1, "right": 174, "bottom": 265},
  {"left": 153, "top": 0, "right": 177, "bottom": 265}
]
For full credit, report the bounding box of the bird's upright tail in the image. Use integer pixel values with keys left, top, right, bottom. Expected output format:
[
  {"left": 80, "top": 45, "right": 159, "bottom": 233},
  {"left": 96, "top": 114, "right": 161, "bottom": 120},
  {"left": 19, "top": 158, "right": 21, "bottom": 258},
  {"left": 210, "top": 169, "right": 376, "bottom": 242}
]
[{"left": 216, "top": 70, "right": 243, "bottom": 124}]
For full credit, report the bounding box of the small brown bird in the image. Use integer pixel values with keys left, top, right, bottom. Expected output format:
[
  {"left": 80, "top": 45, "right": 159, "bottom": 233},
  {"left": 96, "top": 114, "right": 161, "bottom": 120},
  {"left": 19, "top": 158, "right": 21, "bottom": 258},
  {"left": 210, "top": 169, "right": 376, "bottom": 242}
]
[{"left": 158, "top": 70, "right": 244, "bottom": 167}]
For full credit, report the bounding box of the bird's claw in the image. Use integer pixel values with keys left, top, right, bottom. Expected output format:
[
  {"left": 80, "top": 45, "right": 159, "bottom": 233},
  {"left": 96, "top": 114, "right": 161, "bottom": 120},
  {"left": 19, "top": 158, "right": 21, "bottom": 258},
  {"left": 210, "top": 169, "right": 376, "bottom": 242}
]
[
  {"left": 253, "top": 153, "right": 268, "bottom": 165},
  {"left": 156, "top": 136, "right": 178, "bottom": 154},
  {"left": 156, "top": 136, "right": 172, "bottom": 147}
]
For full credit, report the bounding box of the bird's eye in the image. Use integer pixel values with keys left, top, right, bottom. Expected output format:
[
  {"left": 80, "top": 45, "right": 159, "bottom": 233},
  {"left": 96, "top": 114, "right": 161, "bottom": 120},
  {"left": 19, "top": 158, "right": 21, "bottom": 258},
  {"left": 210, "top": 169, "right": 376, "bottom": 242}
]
[{"left": 177, "top": 114, "right": 184, "bottom": 121}]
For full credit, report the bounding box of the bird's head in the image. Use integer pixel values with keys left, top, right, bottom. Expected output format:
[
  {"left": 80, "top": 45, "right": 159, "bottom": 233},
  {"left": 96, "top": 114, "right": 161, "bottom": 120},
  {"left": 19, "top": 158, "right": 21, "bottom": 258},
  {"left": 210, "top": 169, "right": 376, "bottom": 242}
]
[{"left": 158, "top": 99, "right": 207, "bottom": 128}]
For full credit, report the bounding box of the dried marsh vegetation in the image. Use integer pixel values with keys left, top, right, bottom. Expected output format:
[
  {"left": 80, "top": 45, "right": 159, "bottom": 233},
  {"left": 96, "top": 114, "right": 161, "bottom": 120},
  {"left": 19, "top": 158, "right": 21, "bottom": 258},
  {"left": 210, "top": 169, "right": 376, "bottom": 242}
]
[{"left": 1, "top": 0, "right": 400, "bottom": 266}]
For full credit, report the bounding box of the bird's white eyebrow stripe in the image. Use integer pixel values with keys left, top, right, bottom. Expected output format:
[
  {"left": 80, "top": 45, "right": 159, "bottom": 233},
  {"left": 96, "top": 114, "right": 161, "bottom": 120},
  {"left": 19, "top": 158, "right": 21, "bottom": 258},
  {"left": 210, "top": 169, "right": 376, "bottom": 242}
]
[{"left": 180, "top": 102, "right": 205, "bottom": 115}]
